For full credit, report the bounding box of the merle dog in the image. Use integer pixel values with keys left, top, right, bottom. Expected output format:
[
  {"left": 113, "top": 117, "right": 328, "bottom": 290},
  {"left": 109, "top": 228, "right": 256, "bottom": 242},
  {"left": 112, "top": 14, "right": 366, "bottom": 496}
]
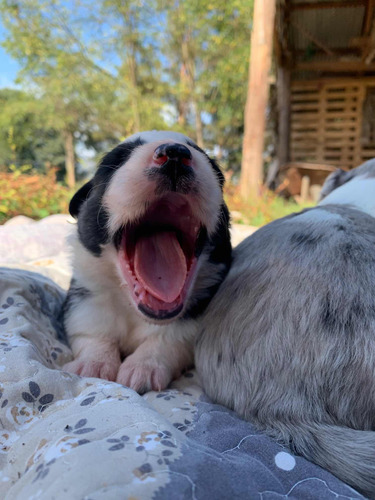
[{"left": 196, "top": 160, "right": 375, "bottom": 497}]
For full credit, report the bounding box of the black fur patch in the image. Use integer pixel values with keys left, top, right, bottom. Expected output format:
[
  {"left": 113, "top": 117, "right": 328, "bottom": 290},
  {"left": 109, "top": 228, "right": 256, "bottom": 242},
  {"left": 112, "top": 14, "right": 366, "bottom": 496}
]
[
  {"left": 183, "top": 202, "right": 232, "bottom": 319},
  {"left": 187, "top": 140, "right": 225, "bottom": 188},
  {"left": 320, "top": 168, "right": 354, "bottom": 200},
  {"left": 321, "top": 292, "right": 368, "bottom": 335},
  {"left": 329, "top": 169, "right": 349, "bottom": 191},
  {"left": 63, "top": 279, "right": 91, "bottom": 316},
  {"left": 71, "top": 139, "right": 144, "bottom": 256},
  {"left": 291, "top": 232, "right": 323, "bottom": 247},
  {"left": 138, "top": 303, "right": 183, "bottom": 321},
  {"left": 69, "top": 181, "right": 94, "bottom": 218}
]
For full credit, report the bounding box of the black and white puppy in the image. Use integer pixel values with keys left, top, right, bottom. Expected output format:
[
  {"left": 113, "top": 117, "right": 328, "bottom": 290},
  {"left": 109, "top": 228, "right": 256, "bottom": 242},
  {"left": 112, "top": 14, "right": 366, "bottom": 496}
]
[
  {"left": 63, "top": 131, "right": 231, "bottom": 393},
  {"left": 196, "top": 159, "right": 375, "bottom": 497}
]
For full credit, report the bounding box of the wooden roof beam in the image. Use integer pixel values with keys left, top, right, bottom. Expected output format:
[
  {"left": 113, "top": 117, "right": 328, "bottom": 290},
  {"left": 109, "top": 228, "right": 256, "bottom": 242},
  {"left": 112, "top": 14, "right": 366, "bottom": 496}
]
[
  {"left": 350, "top": 36, "right": 370, "bottom": 48},
  {"left": 365, "top": 46, "right": 375, "bottom": 64},
  {"left": 295, "top": 59, "right": 375, "bottom": 71},
  {"left": 274, "top": 0, "right": 292, "bottom": 66},
  {"left": 362, "top": 21, "right": 375, "bottom": 63},
  {"left": 362, "top": 0, "right": 375, "bottom": 36},
  {"left": 292, "top": 1, "right": 366, "bottom": 10},
  {"left": 296, "top": 47, "right": 360, "bottom": 55},
  {"left": 291, "top": 19, "right": 335, "bottom": 56},
  {"left": 361, "top": 1, "right": 375, "bottom": 63}
]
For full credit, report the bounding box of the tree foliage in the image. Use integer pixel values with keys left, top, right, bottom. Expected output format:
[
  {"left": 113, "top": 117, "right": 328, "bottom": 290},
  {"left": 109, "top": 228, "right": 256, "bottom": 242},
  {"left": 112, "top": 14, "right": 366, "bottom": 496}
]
[
  {"left": 0, "top": 88, "right": 65, "bottom": 172},
  {"left": 0, "top": 0, "right": 254, "bottom": 182}
]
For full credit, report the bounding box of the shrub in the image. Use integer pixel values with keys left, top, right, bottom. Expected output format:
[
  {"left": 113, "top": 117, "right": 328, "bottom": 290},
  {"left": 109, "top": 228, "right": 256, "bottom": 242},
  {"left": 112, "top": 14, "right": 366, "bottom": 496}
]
[
  {"left": 0, "top": 169, "right": 73, "bottom": 224},
  {"left": 224, "top": 183, "right": 314, "bottom": 227},
  {"left": 0, "top": 170, "right": 312, "bottom": 227}
]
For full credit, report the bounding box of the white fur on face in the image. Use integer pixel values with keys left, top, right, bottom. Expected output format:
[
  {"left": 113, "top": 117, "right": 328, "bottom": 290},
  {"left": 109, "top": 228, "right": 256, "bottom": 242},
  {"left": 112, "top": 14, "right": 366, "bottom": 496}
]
[
  {"left": 103, "top": 139, "right": 222, "bottom": 237},
  {"left": 319, "top": 176, "right": 375, "bottom": 218}
]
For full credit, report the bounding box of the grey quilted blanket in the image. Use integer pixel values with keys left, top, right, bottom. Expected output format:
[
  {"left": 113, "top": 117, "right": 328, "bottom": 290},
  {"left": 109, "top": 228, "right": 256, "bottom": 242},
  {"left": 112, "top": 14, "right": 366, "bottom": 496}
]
[{"left": 0, "top": 216, "right": 364, "bottom": 499}]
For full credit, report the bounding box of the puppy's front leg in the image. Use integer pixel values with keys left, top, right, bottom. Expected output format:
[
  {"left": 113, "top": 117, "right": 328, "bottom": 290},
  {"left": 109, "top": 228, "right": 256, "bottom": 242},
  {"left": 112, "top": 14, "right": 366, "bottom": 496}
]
[
  {"left": 63, "top": 286, "right": 123, "bottom": 381},
  {"left": 63, "top": 334, "right": 121, "bottom": 382},
  {"left": 117, "top": 320, "right": 197, "bottom": 393}
]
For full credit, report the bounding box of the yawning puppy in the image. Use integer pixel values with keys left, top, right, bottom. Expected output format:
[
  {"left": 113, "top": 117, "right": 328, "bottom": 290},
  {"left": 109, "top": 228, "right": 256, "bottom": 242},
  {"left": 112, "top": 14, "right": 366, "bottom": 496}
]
[
  {"left": 196, "top": 159, "right": 375, "bottom": 496},
  {"left": 63, "top": 131, "right": 231, "bottom": 393}
]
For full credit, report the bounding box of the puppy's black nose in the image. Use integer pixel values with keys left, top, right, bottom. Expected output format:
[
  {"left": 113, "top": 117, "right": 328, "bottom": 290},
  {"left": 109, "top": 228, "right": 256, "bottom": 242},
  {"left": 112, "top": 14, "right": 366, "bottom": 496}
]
[
  {"left": 151, "top": 142, "right": 195, "bottom": 193},
  {"left": 153, "top": 143, "right": 192, "bottom": 164}
]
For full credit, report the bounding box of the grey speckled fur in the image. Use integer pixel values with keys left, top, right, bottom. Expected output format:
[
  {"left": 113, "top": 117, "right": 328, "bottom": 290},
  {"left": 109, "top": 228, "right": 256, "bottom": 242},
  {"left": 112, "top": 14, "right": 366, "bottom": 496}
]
[{"left": 196, "top": 160, "right": 375, "bottom": 498}]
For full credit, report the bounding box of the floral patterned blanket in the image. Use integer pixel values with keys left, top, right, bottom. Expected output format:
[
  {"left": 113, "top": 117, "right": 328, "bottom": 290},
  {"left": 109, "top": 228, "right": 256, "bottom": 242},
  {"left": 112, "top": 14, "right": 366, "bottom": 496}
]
[{"left": 0, "top": 216, "right": 364, "bottom": 499}]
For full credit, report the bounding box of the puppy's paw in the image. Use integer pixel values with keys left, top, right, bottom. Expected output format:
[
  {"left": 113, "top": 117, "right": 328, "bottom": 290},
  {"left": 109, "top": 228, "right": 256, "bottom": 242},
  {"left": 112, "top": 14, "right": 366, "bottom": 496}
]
[
  {"left": 116, "top": 356, "right": 172, "bottom": 394},
  {"left": 63, "top": 357, "right": 121, "bottom": 382}
]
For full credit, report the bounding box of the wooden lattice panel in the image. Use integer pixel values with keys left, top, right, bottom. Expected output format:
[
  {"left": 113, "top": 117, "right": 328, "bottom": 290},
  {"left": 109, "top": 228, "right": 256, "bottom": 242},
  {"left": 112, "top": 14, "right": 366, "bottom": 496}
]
[{"left": 290, "top": 78, "right": 375, "bottom": 169}]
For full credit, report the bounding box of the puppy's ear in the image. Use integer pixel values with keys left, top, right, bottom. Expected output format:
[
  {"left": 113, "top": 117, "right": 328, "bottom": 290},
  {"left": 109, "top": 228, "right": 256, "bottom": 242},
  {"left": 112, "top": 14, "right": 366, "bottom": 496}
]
[
  {"left": 69, "top": 180, "right": 94, "bottom": 218},
  {"left": 319, "top": 168, "right": 348, "bottom": 201}
]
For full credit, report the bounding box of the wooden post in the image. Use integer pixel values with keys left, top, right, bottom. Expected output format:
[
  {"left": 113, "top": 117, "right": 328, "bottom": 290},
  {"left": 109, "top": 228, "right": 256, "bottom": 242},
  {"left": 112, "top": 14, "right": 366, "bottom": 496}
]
[
  {"left": 354, "top": 84, "right": 366, "bottom": 167},
  {"left": 63, "top": 130, "right": 76, "bottom": 188},
  {"left": 277, "top": 65, "right": 291, "bottom": 169},
  {"left": 300, "top": 175, "right": 310, "bottom": 202},
  {"left": 240, "top": 0, "right": 276, "bottom": 200}
]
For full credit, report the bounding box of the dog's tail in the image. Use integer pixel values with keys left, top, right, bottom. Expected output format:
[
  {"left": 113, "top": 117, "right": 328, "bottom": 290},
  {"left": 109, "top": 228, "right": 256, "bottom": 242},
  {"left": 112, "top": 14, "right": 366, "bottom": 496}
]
[{"left": 270, "top": 421, "right": 375, "bottom": 497}]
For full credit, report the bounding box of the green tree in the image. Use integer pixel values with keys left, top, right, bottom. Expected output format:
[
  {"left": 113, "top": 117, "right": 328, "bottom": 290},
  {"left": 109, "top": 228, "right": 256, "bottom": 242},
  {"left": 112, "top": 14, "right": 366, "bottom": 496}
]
[
  {"left": 159, "top": 0, "right": 209, "bottom": 146},
  {"left": 0, "top": 0, "right": 116, "bottom": 186},
  {"left": 98, "top": 0, "right": 168, "bottom": 135},
  {"left": 160, "top": 0, "right": 252, "bottom": 162},
  {"left": 0, "top": 88, "right": 65, "bottom": 172},
  {"left": 202, "top": 1, "right": 253, "bottom": 169},
  {"left": 1, "top": 0, "right": 254, "bottom": 179}
]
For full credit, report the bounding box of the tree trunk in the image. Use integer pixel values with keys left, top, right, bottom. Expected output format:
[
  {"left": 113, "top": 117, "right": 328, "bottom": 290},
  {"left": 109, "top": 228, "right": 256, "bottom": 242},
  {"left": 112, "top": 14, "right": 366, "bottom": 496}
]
[
  {"left": 193, "top": 100, "right": 204, "bottom": 148},
  {"left": 128, "top": 46, "right": 141, "bottom": 133},
  {"left": 240, "top": 0, "right": 276, "bottom": 200},
  {"left": 178, "top": 63, "right": 189, "bottom": 126},
  {"left": 63, "top": 130, "right": 75, "bottom": 188},
  {"left": 181, "top": 35, "right": 204, "bottom": 148}
]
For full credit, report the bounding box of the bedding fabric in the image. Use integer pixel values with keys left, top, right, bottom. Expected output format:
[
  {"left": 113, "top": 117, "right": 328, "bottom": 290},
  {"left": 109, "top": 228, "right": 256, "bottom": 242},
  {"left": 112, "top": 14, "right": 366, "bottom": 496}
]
[{"left": 0, "top": 216, "right": 364, "bottom": 499}]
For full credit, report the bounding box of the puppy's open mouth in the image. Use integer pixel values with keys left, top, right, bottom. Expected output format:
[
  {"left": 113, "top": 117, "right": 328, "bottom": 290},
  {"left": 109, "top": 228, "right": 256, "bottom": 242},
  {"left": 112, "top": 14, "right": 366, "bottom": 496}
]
[{"left": 117, "top": 193, "right": 206, "bottom": 320}]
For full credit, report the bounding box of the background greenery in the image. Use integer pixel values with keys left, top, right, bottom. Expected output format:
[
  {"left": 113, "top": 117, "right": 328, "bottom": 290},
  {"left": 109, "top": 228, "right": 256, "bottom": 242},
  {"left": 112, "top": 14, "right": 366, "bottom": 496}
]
[
  {"left": 0, "top": 0, "right": 308, "bottom": 226},
  {"left": 0, "top": 0, "right": 253, "bottom": 179},
  {"left": 0, "top": 169, "right": 309, "bottom": 227},
  {"left": 0, "top": 170, "right": 72, "bottom": 224}
]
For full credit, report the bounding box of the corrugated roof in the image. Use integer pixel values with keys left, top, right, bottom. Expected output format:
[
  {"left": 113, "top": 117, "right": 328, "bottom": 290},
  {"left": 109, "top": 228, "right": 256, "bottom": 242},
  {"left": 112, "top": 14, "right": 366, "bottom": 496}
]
[
  {"left": 283, "top": 0, "right": 375, "bottom": 76},
  {"left": 290, "top": 7, "right": 365, "bottom": 50}
]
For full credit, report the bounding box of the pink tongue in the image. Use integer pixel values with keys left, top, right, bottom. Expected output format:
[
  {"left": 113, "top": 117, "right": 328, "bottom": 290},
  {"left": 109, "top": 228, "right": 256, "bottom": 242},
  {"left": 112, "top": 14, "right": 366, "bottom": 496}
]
[{"left": 134, "top": 231, "right": 187, "bottom": 303}]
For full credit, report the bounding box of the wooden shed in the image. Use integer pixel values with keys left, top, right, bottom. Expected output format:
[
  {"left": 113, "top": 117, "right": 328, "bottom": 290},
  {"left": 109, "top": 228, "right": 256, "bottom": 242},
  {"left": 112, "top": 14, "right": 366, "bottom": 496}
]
[
  {"left": 275, "top": 0, "right": 375, "bottom": 172},
  {"left": 240, "top": 0, "right": 375, "bottom": 199}
]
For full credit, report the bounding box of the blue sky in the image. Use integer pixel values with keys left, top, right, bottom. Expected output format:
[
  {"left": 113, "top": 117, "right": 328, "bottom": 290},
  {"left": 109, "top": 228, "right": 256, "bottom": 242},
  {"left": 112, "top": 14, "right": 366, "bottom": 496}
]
[{"left": 0, "top": 23, "right": 20, "bottom": 88}]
